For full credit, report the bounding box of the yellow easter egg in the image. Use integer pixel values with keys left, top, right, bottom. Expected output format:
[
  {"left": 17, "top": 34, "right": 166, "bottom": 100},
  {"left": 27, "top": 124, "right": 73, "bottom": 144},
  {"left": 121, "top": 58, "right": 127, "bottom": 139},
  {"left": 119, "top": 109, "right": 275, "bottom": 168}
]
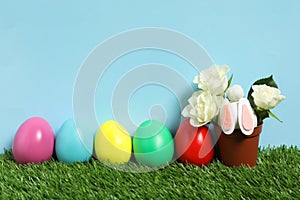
[{"left": 94, "top": 120, "right": 132, "bottom": 164}]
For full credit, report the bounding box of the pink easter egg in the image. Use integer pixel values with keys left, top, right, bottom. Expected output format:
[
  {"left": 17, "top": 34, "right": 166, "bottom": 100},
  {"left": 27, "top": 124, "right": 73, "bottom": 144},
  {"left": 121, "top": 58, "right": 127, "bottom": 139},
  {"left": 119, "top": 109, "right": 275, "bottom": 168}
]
[{"left": 12, "top": 117, "right": 54, "bottom": 164}]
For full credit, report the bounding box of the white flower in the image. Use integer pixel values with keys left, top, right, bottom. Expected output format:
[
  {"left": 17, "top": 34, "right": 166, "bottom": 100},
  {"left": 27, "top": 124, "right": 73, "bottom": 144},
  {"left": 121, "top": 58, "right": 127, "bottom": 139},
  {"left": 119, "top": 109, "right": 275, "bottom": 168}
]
[
  {"left": 227, "top": 84, "right": 244, "bottom": 102},
  {"left": 193, "top": 64, "right": 230, "bottom": 96},
  {"left": 251, "top": 84, "right": 285, "bottom": 110},
  {"left": 182, "top": 90, "right": 219, "bottom": 127}
]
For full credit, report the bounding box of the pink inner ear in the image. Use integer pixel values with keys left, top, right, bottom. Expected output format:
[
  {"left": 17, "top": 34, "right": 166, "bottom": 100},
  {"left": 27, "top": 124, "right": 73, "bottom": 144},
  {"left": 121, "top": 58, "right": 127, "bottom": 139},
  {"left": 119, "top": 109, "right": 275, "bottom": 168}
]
[
  {"left": 242, "top": 104, "right": 253, "bottom": 131},
  {"left": 222, "top": 104, "right": 233, "bottom": 131}
]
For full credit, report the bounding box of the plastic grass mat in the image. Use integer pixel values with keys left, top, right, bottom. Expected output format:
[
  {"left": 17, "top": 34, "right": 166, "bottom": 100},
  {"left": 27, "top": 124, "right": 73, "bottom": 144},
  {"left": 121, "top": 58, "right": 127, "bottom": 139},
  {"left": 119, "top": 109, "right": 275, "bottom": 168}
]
[{"left": 0, "top": 146, "right": 299, "bottom": 199}]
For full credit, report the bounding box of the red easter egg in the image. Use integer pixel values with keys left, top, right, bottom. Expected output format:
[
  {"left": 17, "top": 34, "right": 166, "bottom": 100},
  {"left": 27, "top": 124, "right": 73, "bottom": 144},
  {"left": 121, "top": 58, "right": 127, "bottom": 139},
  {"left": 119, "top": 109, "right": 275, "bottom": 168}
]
[{"left": 174, "top": 119, "right": 214, "bottom": 166}]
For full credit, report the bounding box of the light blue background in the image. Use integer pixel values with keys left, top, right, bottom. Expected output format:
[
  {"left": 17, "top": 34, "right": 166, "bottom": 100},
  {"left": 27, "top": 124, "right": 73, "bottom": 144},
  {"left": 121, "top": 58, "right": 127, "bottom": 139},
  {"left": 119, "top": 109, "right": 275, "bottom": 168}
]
[{"left": 0, "top": 0, "right": 299, "bottom": 153}]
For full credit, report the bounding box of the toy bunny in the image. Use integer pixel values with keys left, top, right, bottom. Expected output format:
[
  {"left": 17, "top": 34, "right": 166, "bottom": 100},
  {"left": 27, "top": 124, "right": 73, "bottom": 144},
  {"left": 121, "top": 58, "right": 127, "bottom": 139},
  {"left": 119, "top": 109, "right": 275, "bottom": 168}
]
[{"left": 218, "top": 85, "right": 257, "bottom": 135}]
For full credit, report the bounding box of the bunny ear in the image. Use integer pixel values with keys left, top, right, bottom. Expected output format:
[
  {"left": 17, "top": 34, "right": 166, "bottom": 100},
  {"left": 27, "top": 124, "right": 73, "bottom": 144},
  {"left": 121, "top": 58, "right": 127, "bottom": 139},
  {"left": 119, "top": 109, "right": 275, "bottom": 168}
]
[
  {"left": 238, "top": 98, "right": 255, "bottom": 135},
  {"left": 219, "top": 99, "right": 236, "bottom": 135}
]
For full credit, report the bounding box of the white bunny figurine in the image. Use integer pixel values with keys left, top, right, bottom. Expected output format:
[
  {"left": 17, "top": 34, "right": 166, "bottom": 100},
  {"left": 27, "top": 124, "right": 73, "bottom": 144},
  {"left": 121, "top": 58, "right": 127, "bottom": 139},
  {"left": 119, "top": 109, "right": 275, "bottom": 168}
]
[{"left": 218, "top": 84, "right": 257, "bottom": 135}]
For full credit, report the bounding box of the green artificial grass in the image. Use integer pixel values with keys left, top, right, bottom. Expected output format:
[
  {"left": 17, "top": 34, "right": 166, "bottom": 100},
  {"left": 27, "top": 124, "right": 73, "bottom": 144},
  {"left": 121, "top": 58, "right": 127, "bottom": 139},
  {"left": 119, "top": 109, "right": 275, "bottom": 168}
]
[{"left": 0, "top": 146, "right": 299, "bottom": 199}]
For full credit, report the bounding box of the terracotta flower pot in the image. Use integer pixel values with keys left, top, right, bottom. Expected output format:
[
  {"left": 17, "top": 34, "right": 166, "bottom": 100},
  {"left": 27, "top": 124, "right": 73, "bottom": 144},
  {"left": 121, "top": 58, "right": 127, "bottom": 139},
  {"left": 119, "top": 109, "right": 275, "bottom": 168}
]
[{"left": 216, "top": 123, "right": 263, "bottom": 167}]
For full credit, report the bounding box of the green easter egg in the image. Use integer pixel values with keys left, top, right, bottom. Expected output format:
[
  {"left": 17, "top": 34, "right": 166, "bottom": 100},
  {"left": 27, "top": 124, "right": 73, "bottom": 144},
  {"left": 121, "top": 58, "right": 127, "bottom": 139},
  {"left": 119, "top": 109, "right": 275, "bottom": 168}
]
[{"left": 133, "top": 120, "right": 174, "bottom": 167}]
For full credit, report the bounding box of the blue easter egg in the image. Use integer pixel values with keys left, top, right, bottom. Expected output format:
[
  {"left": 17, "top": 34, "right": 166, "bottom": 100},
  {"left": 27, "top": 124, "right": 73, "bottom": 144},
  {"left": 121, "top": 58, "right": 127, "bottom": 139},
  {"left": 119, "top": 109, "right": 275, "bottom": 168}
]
[{"left": 55, "top": 119, "right": 92, "bottom": 163}]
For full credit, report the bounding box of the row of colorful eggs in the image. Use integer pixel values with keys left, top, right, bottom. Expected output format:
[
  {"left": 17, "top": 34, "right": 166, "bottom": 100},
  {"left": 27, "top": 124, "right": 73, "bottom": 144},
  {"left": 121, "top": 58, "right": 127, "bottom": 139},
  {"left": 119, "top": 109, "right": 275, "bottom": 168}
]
[{"left": 12, "top": 117, "right": 215, "bottom": 166}]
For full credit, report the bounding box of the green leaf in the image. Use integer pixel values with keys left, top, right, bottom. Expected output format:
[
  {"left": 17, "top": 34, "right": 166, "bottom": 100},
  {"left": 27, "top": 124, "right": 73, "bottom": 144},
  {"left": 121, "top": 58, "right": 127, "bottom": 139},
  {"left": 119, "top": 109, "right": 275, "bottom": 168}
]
[
  {"left": 225, "top": 74, "right": 233, "bottom": 91},
  {"left": 268, "top": 110, "right": 283, "bottom": 123},
  {"left": 252, "top": 75, "right": 278, "bottom": 88},
  {"left": 247, "top": 92, "right": 255, "bottom": 112},
  {"left": 255, "top": 109, "right": 269, "bottom": 125}
]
